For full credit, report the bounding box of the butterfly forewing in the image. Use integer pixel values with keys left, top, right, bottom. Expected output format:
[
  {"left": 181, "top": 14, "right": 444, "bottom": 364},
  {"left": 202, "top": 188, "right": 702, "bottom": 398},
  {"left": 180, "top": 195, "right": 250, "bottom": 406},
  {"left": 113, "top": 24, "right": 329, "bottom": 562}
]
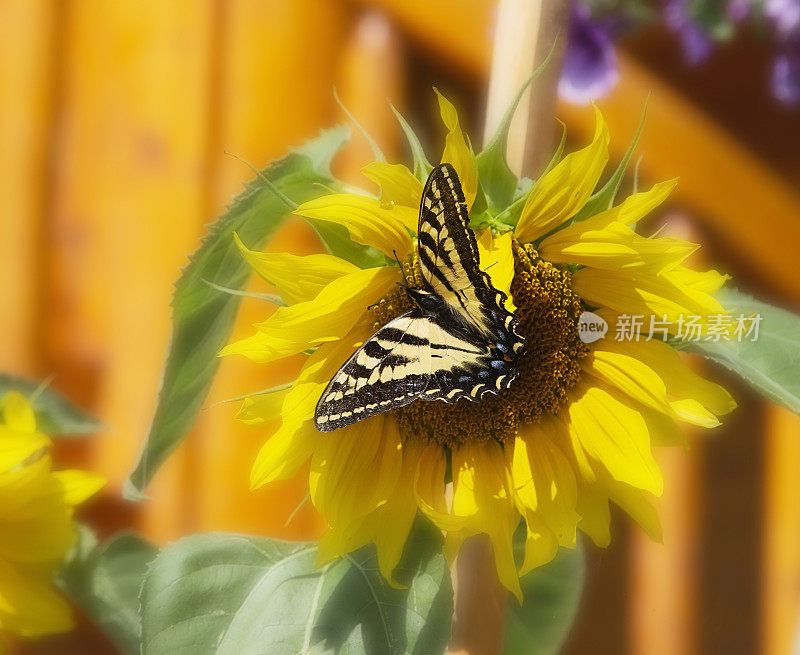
[{"left": 417, "top": 164, "right": 523, "bottom": 357}]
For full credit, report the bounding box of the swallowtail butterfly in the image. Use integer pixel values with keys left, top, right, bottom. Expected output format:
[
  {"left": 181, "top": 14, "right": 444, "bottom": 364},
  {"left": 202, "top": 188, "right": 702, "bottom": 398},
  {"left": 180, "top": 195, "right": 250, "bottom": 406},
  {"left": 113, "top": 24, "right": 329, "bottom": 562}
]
[{"left": 315, "top": 163, "right": 524, "bottom": 432}]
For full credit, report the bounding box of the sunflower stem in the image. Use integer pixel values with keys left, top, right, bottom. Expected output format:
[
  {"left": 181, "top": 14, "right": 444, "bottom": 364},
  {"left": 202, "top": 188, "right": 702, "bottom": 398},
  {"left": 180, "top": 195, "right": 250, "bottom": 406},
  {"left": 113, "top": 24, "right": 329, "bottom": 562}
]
[{"left": 448, "top": 1, "right": 569, "bottom": 653}]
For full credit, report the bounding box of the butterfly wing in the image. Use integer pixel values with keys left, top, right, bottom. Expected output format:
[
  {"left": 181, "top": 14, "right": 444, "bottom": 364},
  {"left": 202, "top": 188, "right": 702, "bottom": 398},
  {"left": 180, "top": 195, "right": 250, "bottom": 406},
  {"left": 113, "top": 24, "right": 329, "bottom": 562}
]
[
  {"left": 315, "top": 312, "right": 432, "bottom": 431},
  {"left": 421, "top": 319, "right": 519, "bottom": 403},
  {"left": 416, "top": 163, "right": 523, "bottom": 358}
]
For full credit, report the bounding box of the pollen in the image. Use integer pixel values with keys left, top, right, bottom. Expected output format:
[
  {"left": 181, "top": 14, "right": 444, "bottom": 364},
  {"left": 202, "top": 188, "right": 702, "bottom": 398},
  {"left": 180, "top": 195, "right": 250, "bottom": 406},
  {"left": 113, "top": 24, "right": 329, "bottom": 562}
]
[{"left": 394, "top": 242, "right": 588, "bottom": 447}]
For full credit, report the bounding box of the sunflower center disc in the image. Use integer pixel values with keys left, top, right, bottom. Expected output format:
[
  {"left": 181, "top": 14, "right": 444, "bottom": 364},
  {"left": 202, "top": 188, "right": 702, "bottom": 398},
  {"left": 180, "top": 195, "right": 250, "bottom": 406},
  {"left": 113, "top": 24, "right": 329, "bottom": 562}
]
[{"left": 393, "top": 242, "right": 588, "bottom": 447}]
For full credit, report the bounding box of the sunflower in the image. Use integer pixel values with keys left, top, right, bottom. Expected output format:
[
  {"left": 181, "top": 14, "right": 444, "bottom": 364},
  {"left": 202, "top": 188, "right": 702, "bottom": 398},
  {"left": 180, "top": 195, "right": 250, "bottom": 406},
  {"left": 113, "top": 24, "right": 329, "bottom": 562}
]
[
  {"left": 0, "top": 391, "right": 105, "bottom": 641},
  {"left": 221, "top": 91, "right": 735, "bottom": 600}
]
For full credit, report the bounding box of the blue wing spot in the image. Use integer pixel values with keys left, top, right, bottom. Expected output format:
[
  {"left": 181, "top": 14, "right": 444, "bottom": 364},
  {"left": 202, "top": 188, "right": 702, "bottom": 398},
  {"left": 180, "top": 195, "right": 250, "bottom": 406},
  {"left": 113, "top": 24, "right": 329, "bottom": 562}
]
[
  {"left": 479, "top": 370, "right": 490, "bottom": 379},
  {"left": 491, "top": 359, "right": 504, "bottom": 369}
]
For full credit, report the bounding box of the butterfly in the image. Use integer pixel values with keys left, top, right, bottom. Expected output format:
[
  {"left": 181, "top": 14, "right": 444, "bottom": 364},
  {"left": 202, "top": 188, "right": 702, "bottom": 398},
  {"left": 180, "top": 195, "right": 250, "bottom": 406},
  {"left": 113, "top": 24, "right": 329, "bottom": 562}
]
[{"left": 314, "top": 163, "right": 524, "bottom": 432}]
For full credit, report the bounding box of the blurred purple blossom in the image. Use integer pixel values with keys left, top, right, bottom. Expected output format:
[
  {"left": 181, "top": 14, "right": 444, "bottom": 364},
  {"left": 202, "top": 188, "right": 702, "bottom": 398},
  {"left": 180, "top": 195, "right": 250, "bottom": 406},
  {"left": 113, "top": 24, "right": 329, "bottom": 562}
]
[
  {"left": 559, "top": 2, "right": 620, "bottom": 104},
  {"left": 773, "top": 45, "right": 800, "bottom": 104},
  {"left": 765, "top": 0, "right": 800, "bottom": 37},
  {"left": 663, "top": 0, "right": 714, "bottom": 64},
  {"left": 727, "top": 0, "right": 752, "bottom": 22}
]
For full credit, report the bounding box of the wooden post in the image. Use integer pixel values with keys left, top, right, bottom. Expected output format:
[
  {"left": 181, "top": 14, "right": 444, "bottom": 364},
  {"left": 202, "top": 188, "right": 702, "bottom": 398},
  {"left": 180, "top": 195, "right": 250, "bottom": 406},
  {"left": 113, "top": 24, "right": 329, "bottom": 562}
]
[{"left": 448, "top": 2, "right": 568, "bottom": 653}]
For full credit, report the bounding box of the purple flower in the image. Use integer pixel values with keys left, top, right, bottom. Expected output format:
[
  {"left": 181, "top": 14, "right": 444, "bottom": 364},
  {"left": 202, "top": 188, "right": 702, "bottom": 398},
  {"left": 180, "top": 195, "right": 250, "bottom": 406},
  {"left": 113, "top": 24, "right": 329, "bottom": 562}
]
[
  {"left": 663, "top": 0, "right": 714, "bottom": 64},
  {"left": 727, "top": 0, "right": 752, "bottom": 22},
  {"left": 773, "top": 41, "right": 800, "bottom": 104},
  {"left": 559, "top": 2, "right": 620, "bottom": 105},
  {"left": 765, "top": 0, "right": 800, "bottom": 37}
]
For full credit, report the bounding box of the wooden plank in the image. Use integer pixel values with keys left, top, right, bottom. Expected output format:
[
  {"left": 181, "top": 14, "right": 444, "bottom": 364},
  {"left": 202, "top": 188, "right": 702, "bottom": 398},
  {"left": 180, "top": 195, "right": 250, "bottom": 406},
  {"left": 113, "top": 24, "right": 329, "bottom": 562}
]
[
  {"left": 48, "top": 0, "right": 216, "bottom": 542},
  {"left": 0, "top": 0, "right": 54, "bottom": 376},
  {"left": 763, "top": 404, "right": 800, "bottom": 655}
]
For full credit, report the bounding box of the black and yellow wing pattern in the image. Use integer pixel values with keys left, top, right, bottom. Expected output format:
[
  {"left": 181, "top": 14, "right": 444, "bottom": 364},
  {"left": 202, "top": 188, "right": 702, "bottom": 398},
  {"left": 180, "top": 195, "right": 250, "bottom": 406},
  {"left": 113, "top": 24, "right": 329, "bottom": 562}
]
[{"left": 315, "top": 164, "right": 524, "bottom": 432}]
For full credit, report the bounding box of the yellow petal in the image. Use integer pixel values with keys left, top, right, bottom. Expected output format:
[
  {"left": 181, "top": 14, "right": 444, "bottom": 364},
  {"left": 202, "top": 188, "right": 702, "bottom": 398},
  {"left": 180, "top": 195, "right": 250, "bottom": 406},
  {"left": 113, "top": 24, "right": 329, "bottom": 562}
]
[
  {"left": 581, "top": 179, "right": 678, "bottom": 229},
  {"left": 519, "top": 512, "right": 558, "bottom": 576},
  {"left": 1, "top": 392, "right": 36, "bottom": 433},
  {"left": 599, "top": 337, "right": 735, "bottom": 418},
  {"left": 233, "top": 233, "right": 358, "bottom": 304},
  {"left": 574, "top": 483, "right": 611, "bottom": 547},
  {"left": 476, "top": 230, "right": 516, "bottom": 311},
  {"left": 567, "top": 383, "right": 663, "bottom": 495},
  {"left": 572, "top": 267, "right": 725, "bottom": 323},
  {"left": 414, "top": 445, "right": 461, "bottom": 529},
  {"left": 360, "top": 161, "right": 423, "bottom": 209},
  {"left": 0, "top": 458, "right": 75, "bottom": 564},
  {"left": 51, "top": 470, "right": 106, "bottom": 506},
  {"left": 0, "top": 431, "right": 50, "bottom": 474},
  {"left": 539, "top": 220, "right": 696, "bottom": 273},
  {"left": 249, "top": 420, "right": 318, "bottom": 489},
  {"left": 666, "top": 266, "right": 729, "bottom": 296},
  {"left": 235, "top": 389, "right": 290, "bottom": 427},
  {"left": 310, "top": 414, "right": 402, "bottom": 527},
  {"left": 604, "top": 476, "right": 663, "bottom": 542},
  {"left": 435, "top": 88, "right": 478, "bottom": 209},
  {"left": 512, "top": 425, "right": 579, "bottom": 547},
  {"left": 515, "top": 104, "right": 609, "bottom": 243},
  {"left": 0, "top": 559, "right": 73, "bottom": 637},
  {"left": 371, "top": 434, "right": 424, "bottom": 585},
  {"left": 583, "top": 349, "right": 672, "bottom": 415},
  {"left": 294, "top": 193, "right": 416, "bottom": 258},
  {"left": 220, "top": 265, "right": 397, "bottom": 363}
]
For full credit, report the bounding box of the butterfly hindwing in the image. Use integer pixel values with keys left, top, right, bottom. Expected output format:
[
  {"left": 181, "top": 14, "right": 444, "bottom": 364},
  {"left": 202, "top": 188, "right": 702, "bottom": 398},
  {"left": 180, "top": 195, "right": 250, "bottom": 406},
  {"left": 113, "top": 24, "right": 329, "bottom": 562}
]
[
  {"left": 417, "top": 163, "right": 523, "bottom": 358},
  {"left": 315, "top": 313, "right": 431, "bottom": 432}
]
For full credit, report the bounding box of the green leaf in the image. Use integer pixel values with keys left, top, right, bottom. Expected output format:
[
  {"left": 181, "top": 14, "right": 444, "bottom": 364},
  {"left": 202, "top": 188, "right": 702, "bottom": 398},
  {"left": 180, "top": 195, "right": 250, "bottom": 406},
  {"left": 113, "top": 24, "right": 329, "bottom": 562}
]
[
  {"left": 476, "top": 42, "right": 556, "bottom": 214},
  {"left": 60, "top": 526, "right": 158, "bottom": 655},
  {"left": 504, "top": 543, "right": 584, "bottom": 655},
  {"left": 140, "top": 520, "right": 451, "bottom": 655},
  {"left": 124, "top": 126, "right": 350, "bottom": 500},
  {"left": 683, "top": 288, "right": 800, "bottom": 415},
  {"left": 572, "top": 97, "right": 648, "bottom": 224},
  {"left": 391, "top": 104, "right": 433, "bottom": 182},
  {"left": 309, "top": 218, "right": 389, "bottom": 269},
  {"left": 0, "top": 374, "right": 104, "bottom": 436}
]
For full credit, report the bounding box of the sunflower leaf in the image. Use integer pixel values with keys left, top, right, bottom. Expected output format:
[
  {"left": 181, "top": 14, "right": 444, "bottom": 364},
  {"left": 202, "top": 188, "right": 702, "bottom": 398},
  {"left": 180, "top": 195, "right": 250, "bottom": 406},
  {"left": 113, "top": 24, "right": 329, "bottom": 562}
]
[
  {"left": 683, "top": 288, "right": 800, "bottom": 415},
  {"left": 504, "top": 541, "right": 585, "bottom": 655},
  {"left": 59, "top": 526, "right": 158, "bottom": 655},
  {"left": 0, "top": 374, "right": 104, "bottom": 436},
  {"left": 391, "top": 104, "right": 433, "bottom": 182},
  {"left": 139, "top": 520, "right": 452, "bottom": 655},
  {"left": 124, "top": 126, "right": 350, "bottom": 500}
]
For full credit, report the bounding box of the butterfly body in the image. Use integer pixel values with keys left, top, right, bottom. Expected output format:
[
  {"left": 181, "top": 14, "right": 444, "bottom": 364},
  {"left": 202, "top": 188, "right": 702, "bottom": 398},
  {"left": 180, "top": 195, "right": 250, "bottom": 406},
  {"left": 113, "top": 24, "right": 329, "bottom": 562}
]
[{"left": 315, "top": 164, "right": 524, "bottom": 433}]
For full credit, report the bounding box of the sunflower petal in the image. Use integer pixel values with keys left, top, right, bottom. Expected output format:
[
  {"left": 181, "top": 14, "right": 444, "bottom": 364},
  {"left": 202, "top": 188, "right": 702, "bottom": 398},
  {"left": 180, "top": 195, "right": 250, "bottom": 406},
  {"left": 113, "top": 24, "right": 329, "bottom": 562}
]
[
  {"left": 220, "top": 266, "right": 397, "bottom": 363},
  {"left": 235, "top": 389, "right": 290, "bottom": 427},
  {"left": 539, "top": 220, "right": 697, "bottom": 273},
  {"left": 0, "top": 559, "right": 74, "bottom": 637},
  {"left": 233, "top": 233, "right": 358, "bottom": 304},
  {"left": 294, "top": 193, "right": 416, "bottom": 258},
  {"left": 361, "top": 161, "right": 423, "bottom": 209},
  {"left": 51, "top": 470, "right": 106, "bottom": 506},
  {"left": 477, "top": 230, "right": 516, "bottom": 311},
  {"left": 583, "top": 349, "right": 672, "bottom": 415},
  {"left": 310, "top": 414, "right": 402, "bottom": 527},
  {"left": 567, "top": 383, "right": 663, "bottom": 495},
  {"left": 434, "top": 88, "right": 478, "bottom": 209},
  {"left": 581, "top": 179, "right": 678, "bottom": 229},
  {"left": 249, "top": 420, "right": 319, "bottom": 489},
  {"left": 519, "top": 512, "right": 559, "bottom": 576},
  {"left": 515, "top": 104, "right": 609, "bottom": 243},
  {"left": 572, "top": 267, "right": 725, "bottom": 322},
  {"left": 0, "top": 431, "right": 50, "bottom": 474},
  {"left": 1, "top": 392, "right": 36, "bottom": 433}
]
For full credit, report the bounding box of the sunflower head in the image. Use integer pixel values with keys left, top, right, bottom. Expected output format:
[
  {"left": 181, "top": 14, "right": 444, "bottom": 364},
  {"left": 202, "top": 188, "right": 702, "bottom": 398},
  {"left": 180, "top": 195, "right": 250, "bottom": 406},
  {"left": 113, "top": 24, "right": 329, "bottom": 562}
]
[
  {"left": 222, "top": 91, "right": 735, "bottom": 599},
  {"left": 0, "top": 391, "right": 105, "bottom": 639}
]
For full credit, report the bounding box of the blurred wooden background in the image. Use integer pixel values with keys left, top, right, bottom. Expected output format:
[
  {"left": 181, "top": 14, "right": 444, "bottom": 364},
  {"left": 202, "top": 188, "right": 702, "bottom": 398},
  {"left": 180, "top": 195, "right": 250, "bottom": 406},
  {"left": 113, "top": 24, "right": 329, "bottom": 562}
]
[{"left": 2, "top": 0, "right": 800, "bottom": 653}]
